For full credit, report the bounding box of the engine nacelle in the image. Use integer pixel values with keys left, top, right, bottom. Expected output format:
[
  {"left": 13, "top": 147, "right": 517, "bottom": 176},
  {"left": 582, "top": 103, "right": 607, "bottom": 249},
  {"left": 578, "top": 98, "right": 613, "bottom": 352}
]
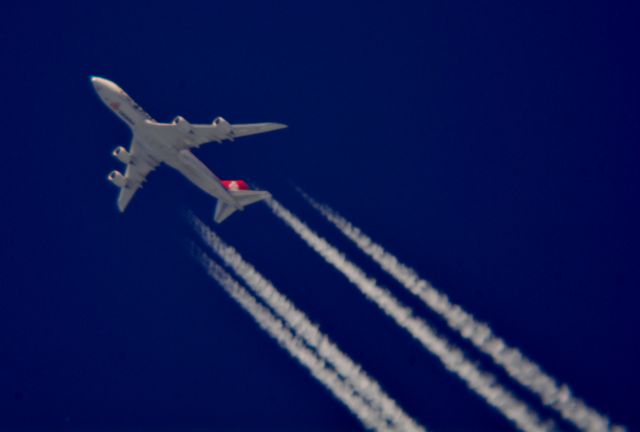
[
  {"left": 107, "top": 170, "right": 127, "bottom": 188},
  {"left": 173, "top": 115, "right": 193, "bottom": 135},
  {"left": 112, "top": 146, "right": 131, "bottom": 164},
  {"left": 212, "top": 116, "right": 232, "bottom": 136}
]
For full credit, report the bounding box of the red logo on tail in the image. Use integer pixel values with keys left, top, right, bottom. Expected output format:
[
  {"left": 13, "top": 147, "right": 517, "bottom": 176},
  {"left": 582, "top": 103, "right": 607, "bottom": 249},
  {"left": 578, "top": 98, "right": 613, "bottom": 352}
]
[{"left": 221, "top": 180, "right": 250, "bottom": 191}]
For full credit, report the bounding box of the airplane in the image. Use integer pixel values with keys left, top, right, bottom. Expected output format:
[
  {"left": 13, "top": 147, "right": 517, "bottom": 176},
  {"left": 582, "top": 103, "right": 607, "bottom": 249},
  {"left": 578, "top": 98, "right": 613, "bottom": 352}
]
[{"left": 90, "top": 76, "right": 286, "bottom": 223}]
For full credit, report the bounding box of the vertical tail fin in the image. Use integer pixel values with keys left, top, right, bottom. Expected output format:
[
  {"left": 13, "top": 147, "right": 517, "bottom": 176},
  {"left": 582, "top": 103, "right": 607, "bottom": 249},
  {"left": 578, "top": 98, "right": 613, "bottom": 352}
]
[{"left": 214, "top": 181, "right": 270, "bottom": 223}]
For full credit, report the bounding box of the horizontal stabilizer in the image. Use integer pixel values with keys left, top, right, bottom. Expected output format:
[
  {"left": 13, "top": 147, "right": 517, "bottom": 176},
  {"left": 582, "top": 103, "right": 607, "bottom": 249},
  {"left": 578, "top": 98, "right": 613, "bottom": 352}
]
[{"left": 214, "top": 189, "right": 271, "bottom": 223}]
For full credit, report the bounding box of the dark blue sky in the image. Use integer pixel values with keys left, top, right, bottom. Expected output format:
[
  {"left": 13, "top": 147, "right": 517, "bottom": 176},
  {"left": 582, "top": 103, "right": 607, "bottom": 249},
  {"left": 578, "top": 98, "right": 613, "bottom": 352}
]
[{"left": 1, "top": 2, "right": 639, "bottom": 430}]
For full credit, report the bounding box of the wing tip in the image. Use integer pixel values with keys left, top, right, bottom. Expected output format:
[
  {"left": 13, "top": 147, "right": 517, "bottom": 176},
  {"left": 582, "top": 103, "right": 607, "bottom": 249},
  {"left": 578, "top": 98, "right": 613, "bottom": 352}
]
[{"left": 117, "top": 195, "right": 129, "bottom": 213}]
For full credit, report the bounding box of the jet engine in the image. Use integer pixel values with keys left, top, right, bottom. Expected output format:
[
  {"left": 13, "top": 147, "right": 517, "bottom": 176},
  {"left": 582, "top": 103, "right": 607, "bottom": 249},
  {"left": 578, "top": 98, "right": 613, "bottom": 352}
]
[
  {"left": 112, "top": 146, "right": 131, "bottom": 164},
  {"left": 107, "top": 170, "right": 127, "bottom": 188},
  {"left": 173, "top": 115, "right": 194, "bottom": 135},
  {"left": 212, "top": 116, "right": 233, "bottom": 140}
]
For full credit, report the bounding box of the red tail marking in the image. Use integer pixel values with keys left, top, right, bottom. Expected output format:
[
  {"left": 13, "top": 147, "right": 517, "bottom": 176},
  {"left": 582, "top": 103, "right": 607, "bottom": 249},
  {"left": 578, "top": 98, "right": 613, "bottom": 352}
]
[{"left": 221, "top": 180, "right": 250, "bottom": 191}]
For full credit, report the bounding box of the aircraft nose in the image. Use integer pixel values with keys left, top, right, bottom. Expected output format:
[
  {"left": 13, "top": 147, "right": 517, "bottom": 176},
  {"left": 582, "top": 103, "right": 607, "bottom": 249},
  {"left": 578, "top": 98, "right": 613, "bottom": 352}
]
[
  {"left": 91, "top": 76, "right": 108, "bottom": 92},
  {"left": 90, "top": 76, "right": 120, "bottom": 95}
]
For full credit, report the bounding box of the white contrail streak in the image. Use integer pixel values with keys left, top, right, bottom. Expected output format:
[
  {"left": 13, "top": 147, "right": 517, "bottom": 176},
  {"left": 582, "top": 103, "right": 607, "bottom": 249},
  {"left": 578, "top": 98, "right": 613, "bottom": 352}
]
[
  {"left": 266, "top": 198, "right": 551, "bottom": 432},
  {"left": 192, "top": 249, "right": 388, "bottom": 431},
  {"left": 300, "top": 192, "right": 621, "bottom": 432},
  {"left": 192, "top": 218, "right": 424, "bottom": 432}
]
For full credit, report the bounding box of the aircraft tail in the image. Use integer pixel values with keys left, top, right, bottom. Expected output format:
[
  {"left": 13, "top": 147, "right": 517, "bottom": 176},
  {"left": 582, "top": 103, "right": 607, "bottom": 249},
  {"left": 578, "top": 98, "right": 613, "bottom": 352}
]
[{"left": 214, "top": 180, "right": 270, "bottom": 223}]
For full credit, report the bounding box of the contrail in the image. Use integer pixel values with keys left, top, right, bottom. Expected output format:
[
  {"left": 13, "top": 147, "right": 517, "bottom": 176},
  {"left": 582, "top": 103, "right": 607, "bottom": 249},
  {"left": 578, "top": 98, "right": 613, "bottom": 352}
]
[
  {"left": 266, "top": 198, "right": 551, "bottom": 432},
  {"left": 192, "top": 249, "right": 388, "bottom": 431},
  {"left": 191, "top": 217, "right": 424, "bottom": 432},
  {"left": 300, "top": 192, "right": 621, "bottom": 432}
]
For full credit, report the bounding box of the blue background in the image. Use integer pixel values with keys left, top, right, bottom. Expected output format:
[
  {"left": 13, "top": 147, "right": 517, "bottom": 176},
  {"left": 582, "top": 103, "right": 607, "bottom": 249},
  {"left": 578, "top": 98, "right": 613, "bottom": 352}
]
[{"left": 1, "top": 2, "right": 639, "bottom": 430}]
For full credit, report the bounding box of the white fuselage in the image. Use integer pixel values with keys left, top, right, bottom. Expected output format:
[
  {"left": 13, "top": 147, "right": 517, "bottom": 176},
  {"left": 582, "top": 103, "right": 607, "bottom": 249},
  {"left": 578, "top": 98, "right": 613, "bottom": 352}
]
[{"left": 91, "top": 77, "right": 238, "bottom": 208}]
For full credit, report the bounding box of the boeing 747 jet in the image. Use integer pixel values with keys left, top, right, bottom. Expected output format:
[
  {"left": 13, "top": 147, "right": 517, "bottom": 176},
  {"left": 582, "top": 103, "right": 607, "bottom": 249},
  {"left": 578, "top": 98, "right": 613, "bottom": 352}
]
[{"left": 91, "top": 76, "right": 286, "bottom": 222}]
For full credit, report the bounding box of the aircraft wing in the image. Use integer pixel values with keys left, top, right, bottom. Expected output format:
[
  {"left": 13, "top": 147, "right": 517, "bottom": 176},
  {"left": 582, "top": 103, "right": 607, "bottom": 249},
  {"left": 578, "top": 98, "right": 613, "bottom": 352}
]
[
  {"left": 187, "top": 122, "right": 287, "bottom": 149},
  {"left": 117, "top": 139, "right": 159, "bottom": 212},
  {"left": 231, "top": 123, "right": 288, "bottom": 138}
]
